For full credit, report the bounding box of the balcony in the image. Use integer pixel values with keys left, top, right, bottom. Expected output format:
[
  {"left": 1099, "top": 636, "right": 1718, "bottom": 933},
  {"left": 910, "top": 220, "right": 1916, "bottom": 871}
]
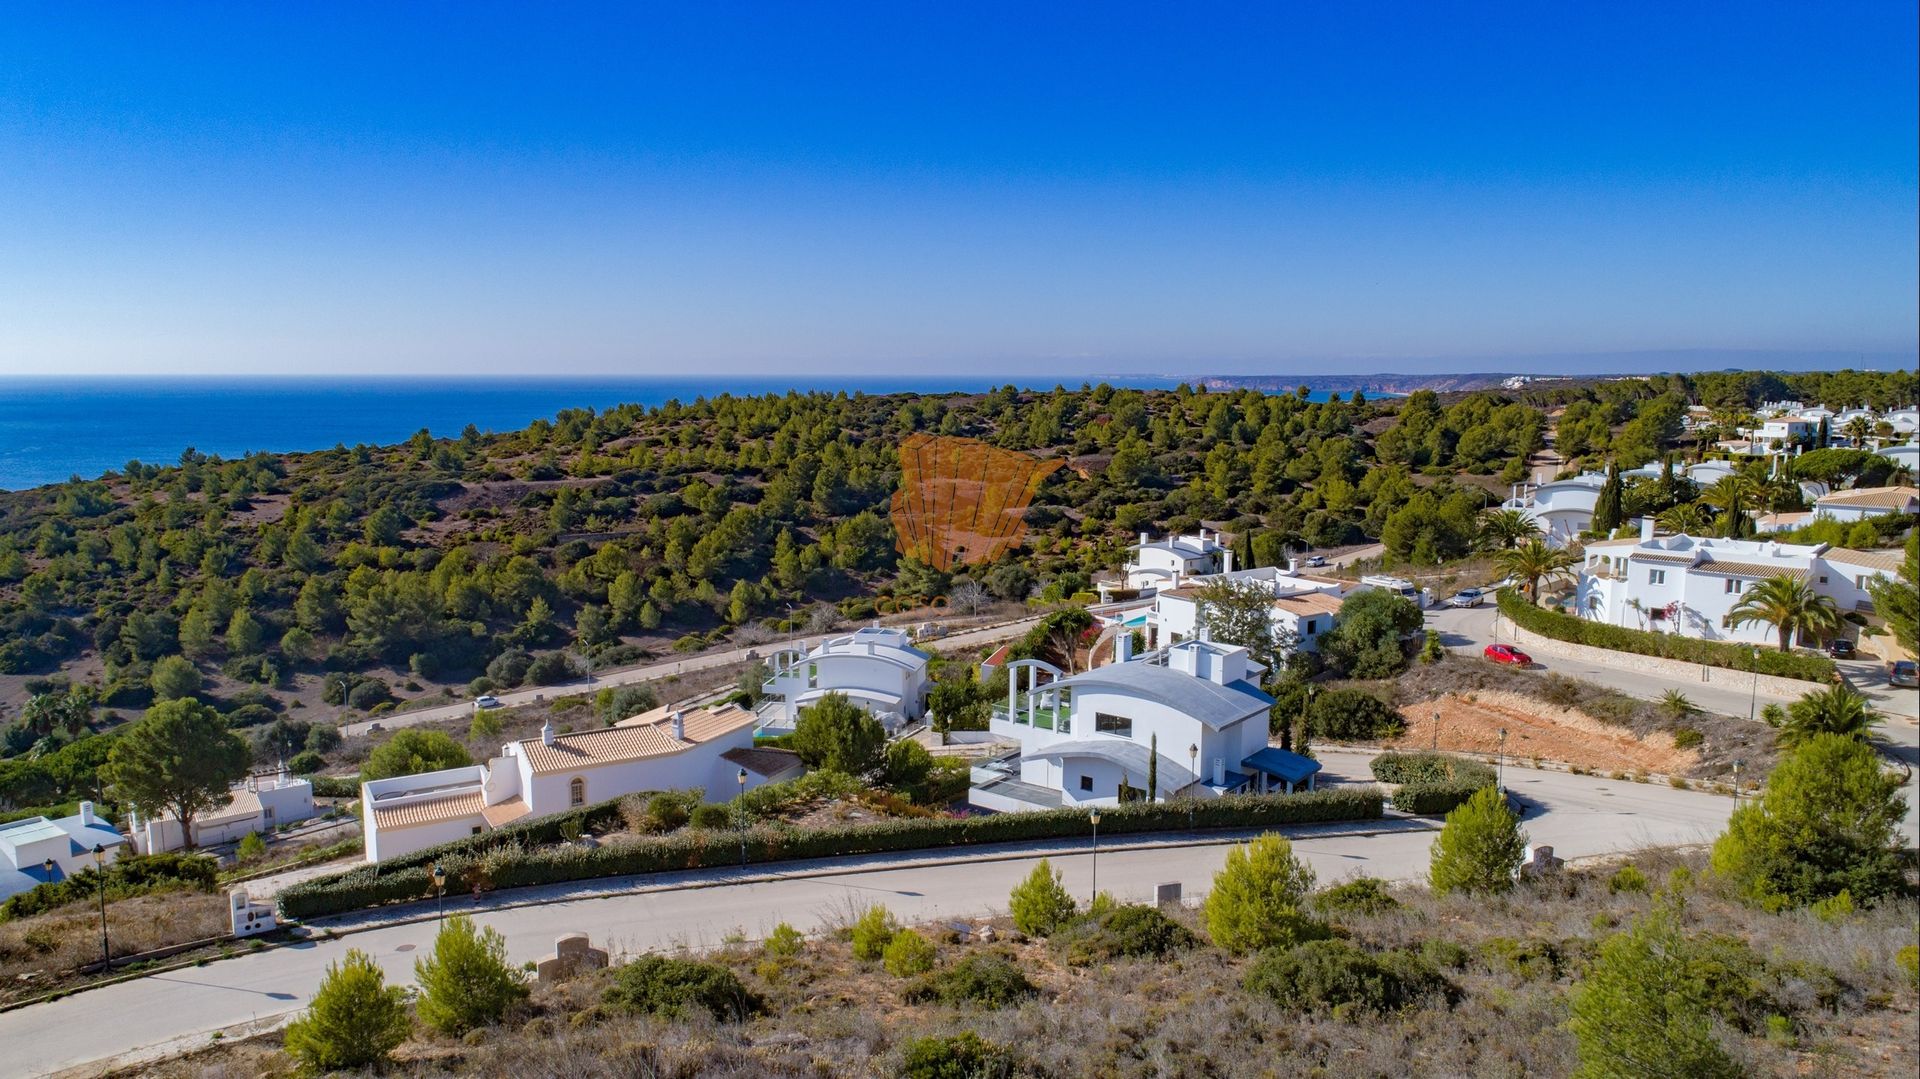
[{"left": 992, "top": 703, "right": 1070, "bottom": 732}]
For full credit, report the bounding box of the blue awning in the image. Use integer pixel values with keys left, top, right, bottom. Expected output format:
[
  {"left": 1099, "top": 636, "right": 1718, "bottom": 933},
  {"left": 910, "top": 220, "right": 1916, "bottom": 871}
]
[{"left": 1242, "top": 747, "right": 1322, "bottom": 786}]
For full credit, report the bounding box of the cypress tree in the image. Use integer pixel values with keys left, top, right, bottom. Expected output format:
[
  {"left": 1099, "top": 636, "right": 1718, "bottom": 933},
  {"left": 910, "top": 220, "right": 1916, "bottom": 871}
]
[{"left": 1592, "top": 461, "right": 1625, "bottom": 534}]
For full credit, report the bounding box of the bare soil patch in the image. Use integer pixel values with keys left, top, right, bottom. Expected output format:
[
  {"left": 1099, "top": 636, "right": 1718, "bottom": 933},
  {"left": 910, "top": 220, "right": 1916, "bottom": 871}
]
[{"left": 1389, "top": 689, "right": 1702, "bottom": 776}]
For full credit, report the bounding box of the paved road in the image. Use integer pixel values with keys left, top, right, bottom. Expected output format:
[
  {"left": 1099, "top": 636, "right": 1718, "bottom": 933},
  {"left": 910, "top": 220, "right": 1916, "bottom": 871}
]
[
  {"left": 5, "top": 751, "right": 1734, "bottom": 1079},
  {"left": 342, "top": 615, "right": 1043, "bottom": 737}
]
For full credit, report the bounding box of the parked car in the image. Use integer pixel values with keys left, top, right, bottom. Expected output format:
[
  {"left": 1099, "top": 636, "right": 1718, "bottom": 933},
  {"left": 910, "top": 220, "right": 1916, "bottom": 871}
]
[
  {"left": 474, "top": 694, "right": 503, "bottom": 709},
  {"left": 1484, "top": 643, "right": 1531, "bottom": 666},
  {"left": 1826, "top": 639, "right": 1856, "bottom": 659},
  {"left": 1303, "top": 555, "right": 1329, "bottom": 567},
  {"left": 1890, "top": 661, "right": 1919, "bottom": 688},
  {"left": 1446, "top": 588, "right": 1484, "bottom": 608}
]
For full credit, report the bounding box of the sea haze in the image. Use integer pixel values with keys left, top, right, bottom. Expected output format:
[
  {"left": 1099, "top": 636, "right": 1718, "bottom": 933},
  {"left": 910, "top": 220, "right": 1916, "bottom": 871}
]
[{"left": 0, "top": 375, "right": 1227, "bottom": 491}]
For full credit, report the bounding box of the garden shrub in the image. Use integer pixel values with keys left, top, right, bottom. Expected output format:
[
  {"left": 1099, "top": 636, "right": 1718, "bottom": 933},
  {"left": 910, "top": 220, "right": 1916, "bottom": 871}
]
[
  {"left": 1, "top": 852, "right": 218, "bottom": 921},
  {"left": 1244, "top": 939, "right": 1453, "bottom": 1015},
  {"left": 905, "top": 953, "right": 1037, "bottom": 1008},
  {"left": 1428, "top": 786, "right": 1526, "bottom": 896},
  {"left": 1308, "top": 688, "right": 1405, "bottom": 740},
  {"left": 1052, "top": 904, "right": 1199, "bottom": 965},
  {"left": 1496, "top": 588, "right": 1834, "bottom": 682},
  {"left": 281, "top": 949, "right": 411, "bottom": 1072},
  {"left": 236, "top": 831, "right": 267, "bottom": 861},
  {"left": 851, "top": 905, "right": 900, "bottom": 961},
  {"left": 414, "top": 915, "right": 528, "bottom": 1035},
  {"left": 602, "top": 955, "right": 763, "bottom": 1021},
  {"left": 1373, "top": 752, "right": 1497, "bottom": 815},
  {"left": 1608, "top": 865, "right": 1649, "bottom": 894},
  {"left": 884, "top": 928, "right": 938, "bottom": 976},
  {"left": 1007, "top": 859, "right": 1076, "bottom": 937},
  {"left": 1313, "top": 877, "right": 1400, "bottom": 916},
  {"left": 287, "top": 750, "right": 326, "bottom": 775},
  {"left": 899, "top": 1031, "right": 1016, "bottom": 1079},
  {"left": 688, "top": 803, "right": 734, "bottom": 830},
  {"left": 1204, "top": 833, "right": 1327, "bottom": 954}
]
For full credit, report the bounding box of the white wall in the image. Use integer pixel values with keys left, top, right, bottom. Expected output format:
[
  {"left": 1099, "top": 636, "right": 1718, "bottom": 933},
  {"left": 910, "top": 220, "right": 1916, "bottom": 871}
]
[{"left": 367, "top": 813, "right": 488, "bottom": 863}]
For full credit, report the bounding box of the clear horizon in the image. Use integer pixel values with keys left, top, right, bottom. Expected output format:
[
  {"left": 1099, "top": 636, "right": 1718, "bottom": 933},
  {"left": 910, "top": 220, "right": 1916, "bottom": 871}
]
[{"left": 2, "top": 4, "right": 1915, "bottom": 377}]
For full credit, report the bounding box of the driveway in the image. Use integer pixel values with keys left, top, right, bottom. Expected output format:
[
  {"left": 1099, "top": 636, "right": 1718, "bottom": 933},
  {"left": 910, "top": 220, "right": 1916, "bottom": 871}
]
[{"left": 4, "top": 752, "right": 1734, "bottom": 1079}]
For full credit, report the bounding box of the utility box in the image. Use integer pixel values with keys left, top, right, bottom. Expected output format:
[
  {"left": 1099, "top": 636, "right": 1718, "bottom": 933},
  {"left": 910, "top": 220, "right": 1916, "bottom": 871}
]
[
  {"left": 1155, "top": 881, "right": 1182, "bottom": 907},
  {"left": 230, "top": 888, "right": 277, "bottom": 936}
]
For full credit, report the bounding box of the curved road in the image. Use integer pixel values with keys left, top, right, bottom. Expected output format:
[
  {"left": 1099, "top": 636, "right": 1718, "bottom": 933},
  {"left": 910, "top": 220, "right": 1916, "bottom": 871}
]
[{"left": 6, "top": 750, "right": 1735, "bottom": 1079}]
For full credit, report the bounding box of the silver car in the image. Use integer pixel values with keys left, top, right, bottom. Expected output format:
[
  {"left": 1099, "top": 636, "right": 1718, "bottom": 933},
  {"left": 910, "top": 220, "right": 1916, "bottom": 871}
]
[{"left": 1446, "top": 588, "right": 1483, "bottom": 608}]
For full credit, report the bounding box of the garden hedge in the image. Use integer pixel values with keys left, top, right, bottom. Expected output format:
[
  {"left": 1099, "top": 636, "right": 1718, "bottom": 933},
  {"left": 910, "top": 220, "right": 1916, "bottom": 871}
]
[
  {"left": 1495, "top": 589, "right": 1835, "bottom": 683},
  {"left": 1372, "top": 752, "right": 1496, "bottom": 816},
  {"left": 277, "top": 786, "right": 1383, "bottom": 920}
]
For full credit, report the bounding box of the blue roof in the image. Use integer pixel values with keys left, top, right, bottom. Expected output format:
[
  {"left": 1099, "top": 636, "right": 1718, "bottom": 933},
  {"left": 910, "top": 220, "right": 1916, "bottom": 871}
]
[{"left": 1241, "top": 747, "right": 1323, "bottom": 786}]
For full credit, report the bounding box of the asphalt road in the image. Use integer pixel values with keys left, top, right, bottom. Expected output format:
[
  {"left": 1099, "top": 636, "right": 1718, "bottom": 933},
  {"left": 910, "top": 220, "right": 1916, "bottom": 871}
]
[
  {"left": 5, "top": 750, "right": 1735, "bottom": 1079},
  {"left": 342, "top": 614, "right": 1043, "bottom": 737}
]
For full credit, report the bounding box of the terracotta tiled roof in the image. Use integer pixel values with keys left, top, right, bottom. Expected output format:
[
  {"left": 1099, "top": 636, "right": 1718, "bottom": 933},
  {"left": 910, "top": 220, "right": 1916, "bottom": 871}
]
[
  {"left": 1692, "top": 562, "right": 1808, "bottom": 580},
  {"left": 371, "top": 790, "right": 485, "bottom": 830},
  {"left": 480, "top": 799, "right": 531, "bottom": 828},
  {"left": 1824, "top": 548, "right": 1902, "bottom": 572},
  {"left": 721, "top": 746, "right": 804, "bottom": 779},
  {"left": 518, "top": 705, "right": 756, "bottom": 774},
  {"left": 1755, "top": 512, "right": 1812, "bottom": 529},
  {"left": 1159, "top": 586, "right": 1203, "bottom": 600},
  {"left": 1817, "top": 485, "right": 1918, "bottom": 509},
  {"left": 1630, "top": 551, "right": 1696, "bottom": 563},
  {"left": 1583, "top": 537, "right": 1641, "bottom": 549},
  {"left": 1272, "top": 593, "right": 1344, "bottom": 617}
]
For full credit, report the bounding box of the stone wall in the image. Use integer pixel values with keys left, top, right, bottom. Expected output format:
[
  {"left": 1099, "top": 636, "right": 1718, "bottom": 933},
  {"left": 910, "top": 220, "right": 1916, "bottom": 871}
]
[{"left": 1497, "top": 621, "right": 1819, "bottom": 703}]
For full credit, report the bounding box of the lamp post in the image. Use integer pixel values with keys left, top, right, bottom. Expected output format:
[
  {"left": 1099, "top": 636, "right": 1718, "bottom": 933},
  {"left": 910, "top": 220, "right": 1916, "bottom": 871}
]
[
  {"left": 1497, "top": 727, "right": 1508, "bottom": 791},
  {"left": 737, "top": 767, "right": 750, "bottom": 866},
  {"left": 92, "top": 844, "right": 109, "bottom": 967},
  {"left": 1187, "top": 743, "right": 1198, "bottom": 828},
  {"left": 1731, "top": 759, "right": 1744, "bottom": 806},
  {"left": 1431, "top": 708, "right": 1440, "bottom": 752},
  {"left": 431, "top": 863, "right": 446, "bottom": 923},
  {"left": 1747, "top": 647, "right": 1760, "bottom": 725},
  {"left": 1088, "top": 808, "right": 1101, "bottom": 902}
]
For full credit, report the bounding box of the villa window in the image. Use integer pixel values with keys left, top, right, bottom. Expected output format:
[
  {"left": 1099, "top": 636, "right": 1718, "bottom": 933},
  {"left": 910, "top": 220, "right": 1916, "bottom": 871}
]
[
  {"left": 569, "top": 777, "right": 586, "bottom": 807},
  {"left": 1094, "top": 712, "right": 1133, "bottom": 738},
  {"left": 1724, "top": 579, "right": 1743, "bottom": 595},
  {"left": 807, "top": 663, "right": 819, "bottom": 689},
  {"left": 1302, "top": 619, "right": 1317, "bottom": 635},
  {"left": 1648, "top": 570, "right": 1665, "bottom": 585},
  {"left": 1079, "top": 775, "right": 1094, "bottom": 792},
  {"left": 1855, "top": 576, "right": 1868, "bottom": 589}
]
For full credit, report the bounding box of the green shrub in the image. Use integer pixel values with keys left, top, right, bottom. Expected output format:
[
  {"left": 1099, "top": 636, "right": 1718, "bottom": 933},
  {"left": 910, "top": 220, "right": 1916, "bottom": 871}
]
[
  {"left": 1569, "top": 902, "right": 1744, "bottom": 1079},
  {"left": 1313, "top": 877, "right": 1400, "bottom": 916},
  {"left": 884, "top": 928, "right": 938, "bottom": 976},
  {"left": 1, "top": 852, "right": 219, "bottom": 921},
  {"left": 1496, "top": 588, "right": 1834, "bottom": 682},
  {"left": 281, "top": 949, "right": 411, "bottom": 1072},
  {"left": 851, "top": 905, "right": 900, "bottom": 961},
  {"left": 287, "top": 750, "right": 326, "bottom": 775},
  {"left": 688, "top": 803, "right": 734, "bottom": 830},
  {"left": 1309, "top": 688, "right": 1405, "bottom": 740},
  {"left": 1608, "top": 865, "right": 1649, "bottom": 894},
  {"left": 1373, "top": 752, "right": 1497, "bottom": 815},
  {"left": 1052, "top": 904, "right": 1199, "bottom": 965},
  {"left": 900, "top": 1031, "right": 1016, "bottom": 1079},
  {"left": 1008, "top": 858, "right": 1076, "bottom": 937},
  {"left": 602, "top": 955, "right": 763, "bottom": 1021},
  {"left": 1244, "top": 940, "right": 1453, "bottom": 1015},
  {"left": 278, "top": 786, "right": 1384, "bottom": 919},
  {"left": 235, "top": 831, "right": 267, "bottom": 861},
  {"left": 1428, "top": 786, "right": 1526, "bottom": 896},
  {"left": 763, "top": 922, "right": 804, "bottom": 958},
  {"left": 1671, "top": 727, "right": 1704, "bottom": 750},
  {"left": 361, "top": 729, "right": 470, "bottom": 781},
  {"left": 414, "top": 915, "right": 528, "bottom": 1034},
  {"left": 1896, "top": 945, "right": 1919, "bottom": 990},
  {"left": 906, "top": 953, "right": 1037, "bottom": 1008},
  {"left": 1204, "top": 833, "right": 1327, "bottom": 954},
  {"left": 307, "top": 773, "right": 362, "bottom": 799}
]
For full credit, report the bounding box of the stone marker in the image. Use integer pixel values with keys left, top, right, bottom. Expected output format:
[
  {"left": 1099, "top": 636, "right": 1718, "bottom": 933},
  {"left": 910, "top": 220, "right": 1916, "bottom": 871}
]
[{"left": 536, "top": 932, "right": 609, "bottom": 983}]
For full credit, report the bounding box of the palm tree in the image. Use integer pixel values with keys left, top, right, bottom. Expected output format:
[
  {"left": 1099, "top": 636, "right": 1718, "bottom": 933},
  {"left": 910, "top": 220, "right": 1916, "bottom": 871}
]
[
  {"left": 1655, "top": 502, "right": 1711, "bottom": 536},
  {"left": 1728, "top": 573, "right": 1841, "bottom": 652},
  {"left": 1494, "top": 537, "right": 1577, "bottom": 605},
  {"left": 1701, "top": 474, "right": 1758, "bottom": 538},
  {"left": 1774, "top": 684, "right": 1880, "bottom": 749},
  {"left": 1477, "top": 508, "right": 1541, "bottom": 551},
  {"left": 1842, "top": 416, "right": 1873, "bottom": 447}
]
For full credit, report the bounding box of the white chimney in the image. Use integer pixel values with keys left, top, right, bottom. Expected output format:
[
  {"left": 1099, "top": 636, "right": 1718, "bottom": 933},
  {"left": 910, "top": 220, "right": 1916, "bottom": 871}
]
[
  {"left": 78, "top": 800, "right": 95, "bottom": 827},
  {"left": 1115, "top": 632, "right": 1133, "bottom": 664},
  {"left": 1222, "top": 548, "right": 1234, "bottom": 574},
  {"left": 541, "top": 720, "right": 556, "bottom": 746},
  {"left": 671, "top": 710, "right": 685, "bottom": 741},
  {"left": 1212, "top": 757, "right": 1226, "bottom": 787},
  {"left": 1640, "top": 517, "right": 1655, "bottom": 542},
  {"left": 1287, "top": 557, "right": 1300, "bottom": 575}
]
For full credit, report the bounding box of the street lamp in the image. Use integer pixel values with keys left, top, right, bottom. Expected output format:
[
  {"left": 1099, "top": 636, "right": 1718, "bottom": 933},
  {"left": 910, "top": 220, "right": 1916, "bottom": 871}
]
[
  {"left": 92, "top": 844, "right": 109, "bottom": 967},
  {"left": 1747, "top": 647, "right": 1760, "bottom": 725},
  {"left": 1731, "top": 759, "right": 1744, "bottom": 806},
  {"left": 1088, "top": 808, "right": 1101, "bottom": 901},
  {"left": 431, "top": 863, "right": 446, "bottom": 923},
  {"left": 1497, "top": 727, "right": 1508, "bottom": 791},
  {"left": 1187, "top": 743, "right": 1198, "bottom": 827},
  {"left": 737, "top": 767, "right": 750, "bottom": 866}
]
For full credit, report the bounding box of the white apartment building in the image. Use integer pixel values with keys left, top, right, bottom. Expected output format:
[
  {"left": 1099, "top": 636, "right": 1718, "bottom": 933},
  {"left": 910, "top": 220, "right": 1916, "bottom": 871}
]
[
  {"left": 360, "top": 700, "right": 772, "bottom": 863},
  {"left": 970, "top": 638, "right": 1316, "bottom": 813},
  {"left": 1575, "top": 521, "right": 1900, "bottom": 646},
  {"left": 758, "top": 626, "right": 931, "bottom": 734},
  {"left": 0, "top": 802, "right": 126, "bottom": 902},
  {"left": 129, "top": 769, "right": 317, "bottom": 854},
  {"left": 1144, "top": 564, "right": 1346, "bottom": 654},
  {"left": 1114, "top": 529, "right": 1232, "bottom": 593}
]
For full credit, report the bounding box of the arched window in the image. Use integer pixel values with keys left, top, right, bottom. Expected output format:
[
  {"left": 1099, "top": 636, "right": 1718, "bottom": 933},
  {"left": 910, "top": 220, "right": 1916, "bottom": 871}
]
[{"left": 569, "top": 777, "right": 585, "bottom": 807}]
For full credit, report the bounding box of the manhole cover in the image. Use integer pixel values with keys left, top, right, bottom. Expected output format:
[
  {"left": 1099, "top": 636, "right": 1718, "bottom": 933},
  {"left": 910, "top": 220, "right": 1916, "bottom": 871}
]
[{"left": 394, "top": 944, "right": 416, "bottom": 952}]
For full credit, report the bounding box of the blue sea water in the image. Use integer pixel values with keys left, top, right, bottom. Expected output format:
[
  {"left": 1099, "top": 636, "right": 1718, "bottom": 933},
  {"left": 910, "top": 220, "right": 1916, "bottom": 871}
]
[{"left": 0, "top": 375, "right": 1371, "bottom": 491}]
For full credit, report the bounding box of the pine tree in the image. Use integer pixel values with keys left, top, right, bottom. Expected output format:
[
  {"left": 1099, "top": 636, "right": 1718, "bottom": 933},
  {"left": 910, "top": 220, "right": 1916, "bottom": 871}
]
[
  {"left": 1569, "top": 899, "right": 1742, "bottom": 1079},
  {"left": 1203, "top": 833, "right": 1325, "bottom": 954},
  {"left": 1429, "top": 786, "right": 1527, "bottom": 895},
  {"left": 414, "top": 916, "right": 528, "bottom": 1034},
  {"left": 282, "top": 949, "right": 411, "bottom": 1071},
  {"left": 1008, "top": 859, "right": 1077, "bottom": 936}
]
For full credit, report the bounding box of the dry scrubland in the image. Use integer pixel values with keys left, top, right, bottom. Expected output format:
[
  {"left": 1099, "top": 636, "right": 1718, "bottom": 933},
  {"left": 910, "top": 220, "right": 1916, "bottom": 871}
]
[
  {"left": 130, "top": 851, "right": 1918, "bottom": 1079},
  {"left": 0, "top": 890, "right": 230, "bottom": 1000}
]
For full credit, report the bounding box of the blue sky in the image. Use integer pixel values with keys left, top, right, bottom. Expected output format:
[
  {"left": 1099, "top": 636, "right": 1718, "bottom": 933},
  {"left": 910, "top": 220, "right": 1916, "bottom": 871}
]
[{"left": 2, "top": 3, "right": 1915, "bottom": 378}]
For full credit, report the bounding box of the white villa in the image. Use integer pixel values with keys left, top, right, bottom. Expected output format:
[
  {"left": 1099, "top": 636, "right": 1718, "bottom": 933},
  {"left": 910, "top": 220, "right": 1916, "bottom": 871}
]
[
  {"left": 758, "top": 626, "right": 931, "bottom": 735},
  {"left": 360, "top": 700, "right": 777, "bottom": 863},
  {"left": 1500, "top": 473, "right": 1607, "bottom": 546},
  {"left": 1144, "top": 563, "right": 1346, "bottom": 654},
  {"left": 0, "top": 802, "right": 126, "bottom": 902},
  {"left": 1808, "top": 485, "right": 1918, "bottom": 524},
  {"left": 129, "top": 769, "right": 316, "bottom": 854},
  {"left": 969, "top": 638, "right": 1319, "bottom": 813},
  {"left": 1575, "top": 521, "right": 1901, "bottom": 646},
  {"left": 1109, "top": 529, "right": 1232, "bottom": 595}
]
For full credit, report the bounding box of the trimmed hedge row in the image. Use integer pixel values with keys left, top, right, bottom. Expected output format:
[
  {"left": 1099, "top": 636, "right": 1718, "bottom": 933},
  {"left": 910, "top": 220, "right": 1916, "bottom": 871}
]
[
  {"left": 1495, "top": 589, "right": 1835, "bottom": 683},
  {"left": 278, "top": 786, "right": 1384, "bottom": 920},
  {"left": 1372, "top": 752, "right": 1496, "bottom": 816}
]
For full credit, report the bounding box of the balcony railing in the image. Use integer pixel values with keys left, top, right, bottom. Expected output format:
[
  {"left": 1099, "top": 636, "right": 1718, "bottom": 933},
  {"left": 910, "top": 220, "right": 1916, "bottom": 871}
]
[{"left": 993, "top": 703, "right": 1069, "bottom": 732}]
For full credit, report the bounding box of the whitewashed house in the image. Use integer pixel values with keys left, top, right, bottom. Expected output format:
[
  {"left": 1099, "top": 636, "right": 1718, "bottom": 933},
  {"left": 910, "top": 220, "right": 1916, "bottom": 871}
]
[
  {"left": 1575, "top": 520, "right": 1899, "bottom": 646},
  {"left": 1501, "top": 473, "right": 1607, "bottom": 546},
  {"left": 970, "top": 638, "right": 1317, "bottom": 813},
  {"left": 0, "top": 802, "right": 126, "bottom": 902},
  {"left": 1116, "top": 530, "right": 1231, "bottom": 593},
  {"left": 360, "top": 700, "right": 772, "bottom": 863},
  {"left": 128, "top": 769, "right": 317, "bottom": 854},
  {"left": 1145, "top": 564, "right": 1346, "bottom": 654},
  {"left": 1809, "top": 485, "right": 1918, "bottom": 525},
  {"left": 758, "top": 626, "right": 931, "bottom": 734}
]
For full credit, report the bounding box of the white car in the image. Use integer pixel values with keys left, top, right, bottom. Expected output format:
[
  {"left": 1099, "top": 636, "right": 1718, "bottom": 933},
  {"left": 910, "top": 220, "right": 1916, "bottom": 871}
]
[
  {"left": 474, "top": 695, "right": 503, "bottom": 710},
  {"left": 1303, "top": 555, "right": 1329, "bottom": 567},
  {"left": 1446, "top": 588, "right": 1484, "bottom": 608}
]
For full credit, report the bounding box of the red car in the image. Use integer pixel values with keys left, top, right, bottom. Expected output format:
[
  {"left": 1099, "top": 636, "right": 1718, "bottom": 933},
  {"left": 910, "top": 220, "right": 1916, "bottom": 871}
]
[{"left": 1484, "top": 643, "right": 1532, "bottom": 666}]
